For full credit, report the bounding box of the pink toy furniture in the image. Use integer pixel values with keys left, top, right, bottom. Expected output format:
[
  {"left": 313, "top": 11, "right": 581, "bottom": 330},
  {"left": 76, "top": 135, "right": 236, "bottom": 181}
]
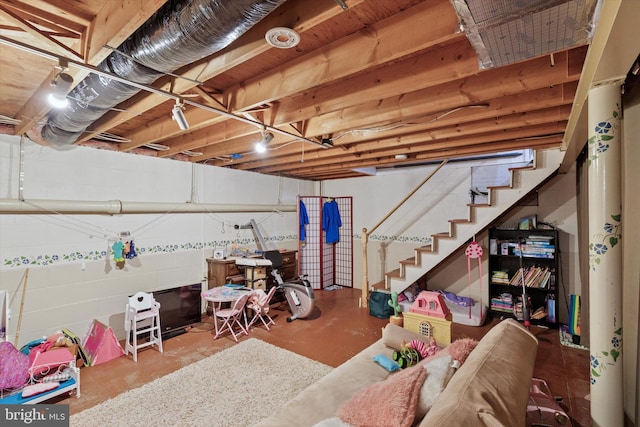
[{"left": 409, "top": 291, "right": 451, "bottom": 319}]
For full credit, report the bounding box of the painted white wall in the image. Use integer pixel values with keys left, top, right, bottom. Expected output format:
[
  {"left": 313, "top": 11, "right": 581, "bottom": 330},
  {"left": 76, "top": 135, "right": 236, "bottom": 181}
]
[{"left": 0, "top": 135, "right": 315, "bottom": 346}]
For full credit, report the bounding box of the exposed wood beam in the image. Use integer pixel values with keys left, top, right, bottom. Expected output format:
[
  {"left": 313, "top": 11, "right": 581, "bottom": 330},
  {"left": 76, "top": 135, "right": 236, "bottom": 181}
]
[
  {"left": 257, "top": 128, "right": 566, "bottom": 176},
  {"left": 228, "top": 0, "right": 460, "bottom": 112},
  {"left": 289, "top": 137, "right": 562, "bottom": 180},
  {"left": 0, "top": 0, "right": 88, "bottom": 33},
  {"left": 300, "top": 58, "right": 581, "bottom": 138},
  {"left": 125, "top": 40, "right": 581, "bottom": 153},
  {"left": 226, "top": 105, "right": 572, "bottom": 171},
  {"left": 81, "top": 0, "right": 361, "bottom": 143},
  {"left": 186, "top": 83, "right": 575, "bottom": 163},
  {"left": 234, "top": 122, "right": 568, "bottom": 174},
  {"left": 0, "top": 5, "right": 82, "bottom": 60},
  {"left": 85, "top": 0, "right": 168, "bottom": 66}
]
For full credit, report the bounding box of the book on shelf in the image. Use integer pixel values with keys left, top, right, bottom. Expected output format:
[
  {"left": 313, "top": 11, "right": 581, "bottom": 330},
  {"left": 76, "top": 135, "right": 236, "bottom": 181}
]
[
  {"left": 491, "top": 270, "right": 510, "bottom": 284},
  {"left": 508, "top": 266, "right": 553, "bottom": 289},
  {"left": 513, "top": 246, "right": 555, "bottom": 258},
  {"left": 527, "top": 234, "right": 554, "bottom": 241}
]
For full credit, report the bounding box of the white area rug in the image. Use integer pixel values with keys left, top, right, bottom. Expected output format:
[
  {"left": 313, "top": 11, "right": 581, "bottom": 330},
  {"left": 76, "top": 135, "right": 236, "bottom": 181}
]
[{"left": 70, "top": 339, "right": 332, "bottom": 427}]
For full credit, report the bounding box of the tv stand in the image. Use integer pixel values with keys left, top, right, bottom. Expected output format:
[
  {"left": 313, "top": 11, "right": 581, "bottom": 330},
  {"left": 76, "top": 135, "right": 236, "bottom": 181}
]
[{"left": 161, "top": 327, "right": 187, "bottom": 340}]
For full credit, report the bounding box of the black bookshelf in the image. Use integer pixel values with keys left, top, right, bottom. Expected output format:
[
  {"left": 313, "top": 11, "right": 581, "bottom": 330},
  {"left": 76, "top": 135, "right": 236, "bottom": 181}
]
[{"left": 488, "top": 228, "right": 559, "bottom": 327}]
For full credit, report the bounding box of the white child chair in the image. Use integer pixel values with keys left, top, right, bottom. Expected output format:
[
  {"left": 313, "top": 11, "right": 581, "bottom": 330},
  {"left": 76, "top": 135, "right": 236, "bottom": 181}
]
[{"left": 124, "top": 291, "right": 163, "bottom": 362}]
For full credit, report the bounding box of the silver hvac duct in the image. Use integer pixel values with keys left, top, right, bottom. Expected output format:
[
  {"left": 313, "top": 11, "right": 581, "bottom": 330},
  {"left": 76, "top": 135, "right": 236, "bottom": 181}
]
[{"left": 40, "top": 0, "right": 286, "bottom": 146}]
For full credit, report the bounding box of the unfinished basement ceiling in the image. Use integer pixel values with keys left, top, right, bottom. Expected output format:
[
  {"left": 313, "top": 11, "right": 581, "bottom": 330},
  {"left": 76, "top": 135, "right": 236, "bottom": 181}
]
[{"left": 0, "top": 0, "right": 618, "bottom": 181}]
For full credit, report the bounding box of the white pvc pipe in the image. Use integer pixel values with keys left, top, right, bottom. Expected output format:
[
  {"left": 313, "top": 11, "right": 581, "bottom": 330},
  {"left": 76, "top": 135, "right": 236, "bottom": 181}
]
[{"left": 0, "top": 198, "right": 295, "bottom": 215}]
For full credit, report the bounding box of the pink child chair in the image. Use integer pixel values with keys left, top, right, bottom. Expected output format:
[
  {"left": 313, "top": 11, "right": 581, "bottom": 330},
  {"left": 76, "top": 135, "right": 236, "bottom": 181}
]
[{"left": 214, "top": 293, "right": 250, "bottom": 342}]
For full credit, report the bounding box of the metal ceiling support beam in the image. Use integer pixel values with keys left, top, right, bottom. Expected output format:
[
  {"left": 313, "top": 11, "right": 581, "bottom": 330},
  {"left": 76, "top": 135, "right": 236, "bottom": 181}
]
[{"left": 0, "top": 36, "right": 326, "bottom": 150}]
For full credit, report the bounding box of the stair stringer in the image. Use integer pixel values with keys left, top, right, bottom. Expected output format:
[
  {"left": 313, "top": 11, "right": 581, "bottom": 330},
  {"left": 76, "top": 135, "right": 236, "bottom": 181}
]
[{"left": 387, "top": 148, "right": 565, "bottom": 295}]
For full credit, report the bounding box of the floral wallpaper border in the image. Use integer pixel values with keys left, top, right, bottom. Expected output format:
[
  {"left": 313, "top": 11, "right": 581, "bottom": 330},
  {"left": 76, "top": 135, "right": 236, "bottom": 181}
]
[
  {"left": 3, "top": 233, "right": 432, "bottom": 269},
  {"left": 353, "top": 233, "right": 433, "bottom": 245},
  {"left": 2, "top": 235, "right": 294, "bottom": 268}
]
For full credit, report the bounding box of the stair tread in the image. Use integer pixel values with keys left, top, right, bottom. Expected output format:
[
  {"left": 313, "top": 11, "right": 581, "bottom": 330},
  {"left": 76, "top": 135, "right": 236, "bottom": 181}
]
[
  {"left": 432, "top": 232, "right": 453, "bottom": 238},
  {"left": 386, "top": 270, "right": 402, "bottom": 278},
  {"left": 400, "top": 258, "right": 418, "bottom": 266},
  {"left": 371, "top": 281, "right": 386, "bottom": 290},
  {"left": 509, "top": 165, "right": 534, "bottom": 171},
  {"left": 449, "top": 219, "right": 470, "bottom": 223}
]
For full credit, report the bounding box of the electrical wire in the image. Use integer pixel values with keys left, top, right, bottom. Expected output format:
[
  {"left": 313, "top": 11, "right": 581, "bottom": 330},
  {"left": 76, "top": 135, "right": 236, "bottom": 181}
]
[
  {"left": 21, "top": 200, "right": 118, "bottom": 238},
  {"left": 333, "top": 104, "right": 490, "bottom": 140}
]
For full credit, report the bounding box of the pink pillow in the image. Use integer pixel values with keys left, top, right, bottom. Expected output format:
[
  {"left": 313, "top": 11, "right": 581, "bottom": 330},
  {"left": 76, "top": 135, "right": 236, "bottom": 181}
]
[
  {"left": 29, "top": 347, "right": 74, "bottom": 377},
  {"left": 0, "top": 341, "right": 29, "bottom": 389},
  {"left": 338, "top": 365, "right": 428, "bottom": 427}
]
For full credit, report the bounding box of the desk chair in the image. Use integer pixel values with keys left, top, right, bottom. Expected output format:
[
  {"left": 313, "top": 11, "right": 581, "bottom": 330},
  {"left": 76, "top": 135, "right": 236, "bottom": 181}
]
[
  {"left": 246, "top": 287, "right": 277, "bottom": 331},
  {"left": 214, "top": 293, "right": 250, "bottom": 342},
  {"left": 124, "top": 292, "right": 163, "bottom": 362}
]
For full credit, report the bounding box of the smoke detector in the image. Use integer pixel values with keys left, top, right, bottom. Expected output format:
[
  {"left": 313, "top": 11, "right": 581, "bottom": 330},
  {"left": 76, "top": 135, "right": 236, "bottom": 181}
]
[{"left": 265, "top": 27, "right": 300, "bottom": 49}]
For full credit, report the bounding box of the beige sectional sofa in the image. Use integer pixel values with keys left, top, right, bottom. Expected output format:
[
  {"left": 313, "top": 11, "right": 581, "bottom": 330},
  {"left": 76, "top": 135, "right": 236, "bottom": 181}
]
[{"left": 256, "top": 318, "right": 538, "bottom": 427}]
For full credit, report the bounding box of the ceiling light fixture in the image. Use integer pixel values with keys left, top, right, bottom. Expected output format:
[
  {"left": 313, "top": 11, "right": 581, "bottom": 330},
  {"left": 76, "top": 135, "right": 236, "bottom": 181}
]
[
  {"left": 172, "top": 99, "right": 189, "bottom": 130},
  {"left": 48, "top": 60, "right": 73, "bottom": 108},
  {"left": 255, "top": 130, "right": 274, "bottom": 153},
  {"left": 321, "top": 138, "right": 334, "bottom": 148}
]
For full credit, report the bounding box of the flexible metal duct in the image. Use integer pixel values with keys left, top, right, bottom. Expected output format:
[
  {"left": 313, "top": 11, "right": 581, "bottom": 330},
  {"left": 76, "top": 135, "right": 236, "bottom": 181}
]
[{"left": 41, "top": 0, "right": 286, "bottom": 146}]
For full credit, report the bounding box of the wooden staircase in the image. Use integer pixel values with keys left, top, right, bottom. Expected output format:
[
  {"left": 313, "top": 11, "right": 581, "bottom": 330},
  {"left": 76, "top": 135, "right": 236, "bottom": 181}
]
[{"left": 381, "top": 148, "right": 565, "bottom": 295}]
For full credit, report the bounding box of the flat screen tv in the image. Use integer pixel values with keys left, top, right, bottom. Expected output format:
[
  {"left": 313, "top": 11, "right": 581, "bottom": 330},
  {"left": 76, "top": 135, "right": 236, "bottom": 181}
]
[{"left": 154, "top": 283, "right": 202, "bottom": 339}]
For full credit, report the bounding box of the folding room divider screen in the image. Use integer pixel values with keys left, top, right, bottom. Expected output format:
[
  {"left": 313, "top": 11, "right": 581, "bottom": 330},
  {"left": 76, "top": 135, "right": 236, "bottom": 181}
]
[{"left": 298, "top": 196, "right": 353, "bottom": 290}]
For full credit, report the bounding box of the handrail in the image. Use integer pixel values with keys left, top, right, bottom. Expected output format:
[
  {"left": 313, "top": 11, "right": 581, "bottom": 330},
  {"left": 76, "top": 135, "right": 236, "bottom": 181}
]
[{"left": 360, "top": 159, "right": 448, "bottom": 308}]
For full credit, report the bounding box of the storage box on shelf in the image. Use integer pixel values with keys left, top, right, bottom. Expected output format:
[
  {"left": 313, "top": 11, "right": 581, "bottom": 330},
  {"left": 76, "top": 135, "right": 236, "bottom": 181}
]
[{"left": 488, "top": 228, "right": 559, "bottom": 327}]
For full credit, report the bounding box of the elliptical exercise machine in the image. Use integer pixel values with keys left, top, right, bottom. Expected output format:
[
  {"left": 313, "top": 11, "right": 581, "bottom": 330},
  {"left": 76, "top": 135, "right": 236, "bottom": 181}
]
[
  {"left": 236, "top": 219, "right": 315, "bottom": 322},
  {"left": 263, "top": 250, "right": 315, "bottom": 322}
]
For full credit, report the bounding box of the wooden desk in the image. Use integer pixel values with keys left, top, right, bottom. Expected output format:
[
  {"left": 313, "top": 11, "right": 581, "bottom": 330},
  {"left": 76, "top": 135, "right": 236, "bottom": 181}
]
[
  {"left": 206, "top": 258, "right": 242, "bottom": 288},
  {"left": 206, "top": 250, "right": 297, "bottom": 290}
]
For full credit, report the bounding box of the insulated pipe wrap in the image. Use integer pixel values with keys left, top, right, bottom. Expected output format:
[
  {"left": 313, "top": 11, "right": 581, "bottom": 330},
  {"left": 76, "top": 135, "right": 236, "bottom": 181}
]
[{"left": 41, "top": 0, "right": 286, "bottom": 146}]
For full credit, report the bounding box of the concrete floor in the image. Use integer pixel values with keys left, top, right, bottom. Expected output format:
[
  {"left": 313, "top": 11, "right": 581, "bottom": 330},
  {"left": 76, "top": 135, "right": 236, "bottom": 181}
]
[{"left": 56, "top": 287, "right": 590, "bottom": 426}]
